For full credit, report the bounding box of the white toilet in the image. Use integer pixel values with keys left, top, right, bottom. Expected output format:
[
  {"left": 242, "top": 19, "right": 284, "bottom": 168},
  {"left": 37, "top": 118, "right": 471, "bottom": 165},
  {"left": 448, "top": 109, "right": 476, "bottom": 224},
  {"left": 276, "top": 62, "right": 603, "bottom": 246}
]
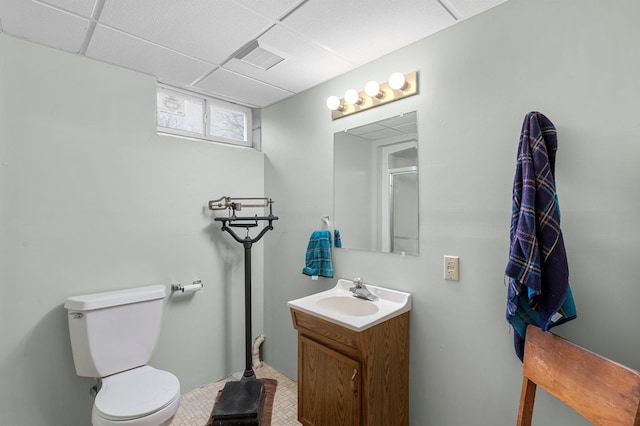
[{"left": 65, "top": 285, "right": 181, "bottom": 426}]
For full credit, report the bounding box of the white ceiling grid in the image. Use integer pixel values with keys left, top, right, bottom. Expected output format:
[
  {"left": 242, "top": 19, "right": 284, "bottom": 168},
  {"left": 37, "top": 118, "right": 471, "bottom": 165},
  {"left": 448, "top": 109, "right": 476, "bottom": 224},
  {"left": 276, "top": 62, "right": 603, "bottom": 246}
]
[{"left": 0, "top": 0, "right": 507, "bottom": 108}]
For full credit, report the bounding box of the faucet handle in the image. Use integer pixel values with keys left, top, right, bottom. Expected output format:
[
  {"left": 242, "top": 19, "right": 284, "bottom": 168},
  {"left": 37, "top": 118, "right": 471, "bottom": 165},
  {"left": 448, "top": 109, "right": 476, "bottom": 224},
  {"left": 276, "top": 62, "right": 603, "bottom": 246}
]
[{"left": 353, "top": 277, "right": 364, "bottom": 287}]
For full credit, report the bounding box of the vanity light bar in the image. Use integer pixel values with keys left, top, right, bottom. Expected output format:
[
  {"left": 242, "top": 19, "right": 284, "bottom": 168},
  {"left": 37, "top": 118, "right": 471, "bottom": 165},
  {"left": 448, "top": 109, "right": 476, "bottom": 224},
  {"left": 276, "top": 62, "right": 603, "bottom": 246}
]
[{"left": 327, "top": 71, "right": 418, "bottom": 120}]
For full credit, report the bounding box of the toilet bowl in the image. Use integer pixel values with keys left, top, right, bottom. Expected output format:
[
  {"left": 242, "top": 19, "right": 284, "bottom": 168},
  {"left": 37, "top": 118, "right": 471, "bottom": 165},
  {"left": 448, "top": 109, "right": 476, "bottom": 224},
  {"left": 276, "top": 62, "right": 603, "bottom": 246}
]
[
  {"left": 65, "top": 285, "right": 181, "bottom": 426},
  {"left": 92, "top": 366, "right": 181, "bottom": 426}
]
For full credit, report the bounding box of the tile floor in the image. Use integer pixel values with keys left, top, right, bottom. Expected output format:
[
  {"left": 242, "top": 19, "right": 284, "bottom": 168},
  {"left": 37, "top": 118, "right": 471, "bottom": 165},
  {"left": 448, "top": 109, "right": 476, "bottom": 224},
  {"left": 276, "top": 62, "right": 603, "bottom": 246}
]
[{"left": 170, "top": 363, "right": 301, "bottom": 426}]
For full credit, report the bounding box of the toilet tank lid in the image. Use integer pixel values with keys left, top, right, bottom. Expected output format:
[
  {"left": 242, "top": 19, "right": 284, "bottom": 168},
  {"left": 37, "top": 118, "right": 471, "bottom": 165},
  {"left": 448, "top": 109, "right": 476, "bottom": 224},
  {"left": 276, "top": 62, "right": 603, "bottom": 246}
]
[{"left": 64, "top": 285, "right": 166, "bottom": 311}]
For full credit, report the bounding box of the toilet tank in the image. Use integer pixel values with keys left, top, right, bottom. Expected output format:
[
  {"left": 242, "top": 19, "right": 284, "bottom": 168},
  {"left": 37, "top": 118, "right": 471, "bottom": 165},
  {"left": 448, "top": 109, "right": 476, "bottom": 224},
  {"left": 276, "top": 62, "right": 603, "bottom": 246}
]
[{"left": 64, "top": 285, "right": 167, "bottom": 378}]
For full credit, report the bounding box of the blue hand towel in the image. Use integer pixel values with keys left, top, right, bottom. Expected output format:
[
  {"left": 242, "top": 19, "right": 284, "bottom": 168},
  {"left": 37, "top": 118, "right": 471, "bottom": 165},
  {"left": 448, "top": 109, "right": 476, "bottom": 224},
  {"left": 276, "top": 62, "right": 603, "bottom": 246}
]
[
  {"left": 334, "top": 229, "right": 342, "bottom": 248},
  {"left": 505, "top": 112, "right": 577, "bottom": 361},
  {"left": 302, "top": 230, "right": 334, "bottom": 278}
]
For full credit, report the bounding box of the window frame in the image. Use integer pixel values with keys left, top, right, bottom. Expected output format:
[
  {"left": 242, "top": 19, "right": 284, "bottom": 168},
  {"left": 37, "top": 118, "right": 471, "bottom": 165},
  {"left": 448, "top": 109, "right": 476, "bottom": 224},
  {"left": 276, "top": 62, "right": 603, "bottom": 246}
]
[{"left": 156, "top": 84, "right": 253, "bottom": 148}]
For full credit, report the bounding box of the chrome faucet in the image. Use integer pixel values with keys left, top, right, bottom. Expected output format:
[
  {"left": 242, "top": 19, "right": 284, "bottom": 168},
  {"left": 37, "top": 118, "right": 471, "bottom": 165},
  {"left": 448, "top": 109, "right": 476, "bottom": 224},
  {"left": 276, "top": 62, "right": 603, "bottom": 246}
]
[{"left": 349, "top": 277, "right": 379, "bottom": 301}]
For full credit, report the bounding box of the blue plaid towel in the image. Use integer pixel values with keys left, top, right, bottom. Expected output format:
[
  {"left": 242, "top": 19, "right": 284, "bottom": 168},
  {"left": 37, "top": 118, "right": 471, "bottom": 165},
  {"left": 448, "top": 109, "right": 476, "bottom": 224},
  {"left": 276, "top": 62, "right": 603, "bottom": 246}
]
[
  {"left": 334, "top": 229, "right": 342, "bottom": 248},
  {"left": 302, "top": 230, "right": 333, "bottom": 278},
  {"left": 505, "top": 112, "right": 577, "bottom": 361}
]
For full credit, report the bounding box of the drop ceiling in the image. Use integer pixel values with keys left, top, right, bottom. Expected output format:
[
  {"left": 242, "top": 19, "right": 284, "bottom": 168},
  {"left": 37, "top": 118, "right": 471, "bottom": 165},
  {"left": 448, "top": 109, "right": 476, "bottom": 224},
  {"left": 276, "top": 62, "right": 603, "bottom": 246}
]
[{"left": 0, "top": 0, "right": 507, "bottom": 109}]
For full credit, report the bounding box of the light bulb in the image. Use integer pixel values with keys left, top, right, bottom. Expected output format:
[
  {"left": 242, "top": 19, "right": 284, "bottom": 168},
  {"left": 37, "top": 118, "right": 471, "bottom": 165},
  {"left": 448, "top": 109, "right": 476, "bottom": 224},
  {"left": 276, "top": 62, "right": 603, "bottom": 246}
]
[
  {"left": 326, "top": 95, "right": 342, "bottom": 111},
  {"left": 344, "top": 89, "right": 361, "bottom": 105},
  {"left": 364, "top": 80, "right": 382, "bottom": 98},
  {"left": 388, "top": 72, "right": 407, "bottom": 90}
]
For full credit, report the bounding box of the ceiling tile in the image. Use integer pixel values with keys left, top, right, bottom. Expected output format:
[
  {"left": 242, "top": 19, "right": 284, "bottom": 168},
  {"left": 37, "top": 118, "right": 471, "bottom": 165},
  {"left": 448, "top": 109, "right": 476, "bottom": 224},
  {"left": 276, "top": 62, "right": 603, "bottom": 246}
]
[
  {"left": 360, "top": 127, "right": 404, "bottom": 140},
  {"left": 196, "top": 68, "right": 293, "bottom": 107},
  {"left": 445, "top": 0, "right": 508, "bottom": 18},
  {"left": 281, "top": 0, "right": 456, "bottom": 65},
  {"left": 38, "top": 0, "right": 97, "bottom": 17},
  {"left": 0, "top": 0, "right": 88, "bottom": 53},
  {"left": 349, "top": 122, "right": 388, "bottom": 136},
  {"left": 232, "top": 0, "right": 305, "bottom": 20},
  {"left": 348, "top": 111, "right": 416, "bottom": 140},
  {"left": 223, "top": 25, "right": 353, "bottom": 93},
  {"left": 86, "top": 25, "right": 214, "bottom": 84},
  {"left": 380, "top": 113, "right": 417, "bottom": 130},
  {"left": 2, "top": 0, "right": 512, "bottom": 108},
  {"left": 99, "top": 0, "right": 274, "bottom": 64}
]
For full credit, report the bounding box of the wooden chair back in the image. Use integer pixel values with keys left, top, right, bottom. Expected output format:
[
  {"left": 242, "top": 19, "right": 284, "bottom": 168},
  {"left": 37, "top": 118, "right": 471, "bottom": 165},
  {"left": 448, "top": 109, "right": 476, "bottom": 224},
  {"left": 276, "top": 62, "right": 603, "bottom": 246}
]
[{"left": 517, "top": 325, "right": 640, "bottom": 426}]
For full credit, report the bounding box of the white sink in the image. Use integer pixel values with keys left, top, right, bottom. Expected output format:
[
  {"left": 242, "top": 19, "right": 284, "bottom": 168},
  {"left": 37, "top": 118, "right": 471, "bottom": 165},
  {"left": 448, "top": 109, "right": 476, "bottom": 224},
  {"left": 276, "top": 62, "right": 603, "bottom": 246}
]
[{"left": 287, "top": 279, "right": 412, "bottom": 331}]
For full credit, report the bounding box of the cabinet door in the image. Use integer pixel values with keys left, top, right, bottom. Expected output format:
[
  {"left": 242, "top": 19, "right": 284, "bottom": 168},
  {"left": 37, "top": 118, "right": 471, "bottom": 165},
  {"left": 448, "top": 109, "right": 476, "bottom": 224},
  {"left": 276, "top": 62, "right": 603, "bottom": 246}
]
[{"left": 299, "top": 335, "right": 361, "bottom": 426}]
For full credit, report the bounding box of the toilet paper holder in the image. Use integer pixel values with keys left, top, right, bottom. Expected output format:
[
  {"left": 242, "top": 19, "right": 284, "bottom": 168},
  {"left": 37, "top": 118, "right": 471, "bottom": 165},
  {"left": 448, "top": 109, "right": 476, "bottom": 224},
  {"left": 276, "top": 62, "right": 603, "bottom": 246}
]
[{"left": 171, "top": 280, "right": 203, "bottom": 293}]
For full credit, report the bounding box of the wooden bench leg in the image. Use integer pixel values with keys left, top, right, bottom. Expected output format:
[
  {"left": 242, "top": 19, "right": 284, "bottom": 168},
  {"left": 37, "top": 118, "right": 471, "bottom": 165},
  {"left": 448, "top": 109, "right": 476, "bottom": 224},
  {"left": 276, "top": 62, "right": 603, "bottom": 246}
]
[{"left": 516, "top": 377, "right": 536, "bottom": 426}]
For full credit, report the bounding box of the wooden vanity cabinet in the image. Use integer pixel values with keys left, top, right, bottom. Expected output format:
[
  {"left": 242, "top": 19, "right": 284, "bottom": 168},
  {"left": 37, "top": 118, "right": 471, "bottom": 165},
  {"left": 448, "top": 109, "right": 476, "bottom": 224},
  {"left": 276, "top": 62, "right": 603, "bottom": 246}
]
[{"left": 290, "top": 308, "right": 410, "bottom": 426}]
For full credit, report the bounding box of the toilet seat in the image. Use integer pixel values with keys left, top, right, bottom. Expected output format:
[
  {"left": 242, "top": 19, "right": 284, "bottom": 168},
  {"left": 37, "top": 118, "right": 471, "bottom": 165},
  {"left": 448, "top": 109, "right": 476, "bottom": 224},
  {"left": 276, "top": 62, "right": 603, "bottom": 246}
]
[{"left": 94, "top": 366, "right": 180, "bottom": 424}]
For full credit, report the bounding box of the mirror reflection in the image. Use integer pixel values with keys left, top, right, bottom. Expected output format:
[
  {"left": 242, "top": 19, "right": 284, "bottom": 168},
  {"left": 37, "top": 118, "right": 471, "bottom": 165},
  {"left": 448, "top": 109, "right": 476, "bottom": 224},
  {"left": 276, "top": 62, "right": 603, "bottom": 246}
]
[{"left": 334, "top": 111, "right": 419, "bottom": 255}]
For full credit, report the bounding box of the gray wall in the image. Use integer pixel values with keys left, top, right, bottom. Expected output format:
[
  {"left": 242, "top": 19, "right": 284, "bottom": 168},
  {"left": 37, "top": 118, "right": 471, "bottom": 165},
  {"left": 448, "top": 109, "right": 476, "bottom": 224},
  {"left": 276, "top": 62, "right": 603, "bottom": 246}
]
[
  {"left": 334, "top": 131, "right": 374, "bottom": 250},
  {"left": 0, "top": 35, "right": 265, "bottom": 425},
  {"left": 262, "top": 0, "right": 640, "bottom": 425},
  {"left": 3, "top": 0, "right": 640, "bottom": 424}
]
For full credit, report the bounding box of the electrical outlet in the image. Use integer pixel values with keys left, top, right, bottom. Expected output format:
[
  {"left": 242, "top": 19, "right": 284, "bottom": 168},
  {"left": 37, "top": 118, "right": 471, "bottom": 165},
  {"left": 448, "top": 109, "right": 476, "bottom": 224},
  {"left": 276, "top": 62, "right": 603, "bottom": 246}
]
[{"left": 444, "top": 255, "right": 459, "bottom": 281}]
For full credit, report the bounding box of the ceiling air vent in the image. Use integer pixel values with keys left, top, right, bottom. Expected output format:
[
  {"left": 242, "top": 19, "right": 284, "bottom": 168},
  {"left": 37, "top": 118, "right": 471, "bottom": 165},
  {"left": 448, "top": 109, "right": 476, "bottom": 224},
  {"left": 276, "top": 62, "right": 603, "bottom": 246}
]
[{"left": 234, "top": 40, "right": 284, "bottom": 71}]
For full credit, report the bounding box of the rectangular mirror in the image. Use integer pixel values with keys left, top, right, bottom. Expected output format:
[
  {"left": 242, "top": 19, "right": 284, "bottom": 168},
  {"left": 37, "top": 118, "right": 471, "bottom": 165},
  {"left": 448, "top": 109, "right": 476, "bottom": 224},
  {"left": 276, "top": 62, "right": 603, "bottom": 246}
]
[{"left": 334, "top": 111, "right": 419, "bottom": 255}]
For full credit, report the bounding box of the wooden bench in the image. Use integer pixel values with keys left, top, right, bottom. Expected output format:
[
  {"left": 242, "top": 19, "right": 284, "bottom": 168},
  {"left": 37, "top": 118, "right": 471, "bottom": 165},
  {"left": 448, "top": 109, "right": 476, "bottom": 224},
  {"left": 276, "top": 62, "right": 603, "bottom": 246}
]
[{"left": 517, "top": 325, "right": 640, "bottom": 425}]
